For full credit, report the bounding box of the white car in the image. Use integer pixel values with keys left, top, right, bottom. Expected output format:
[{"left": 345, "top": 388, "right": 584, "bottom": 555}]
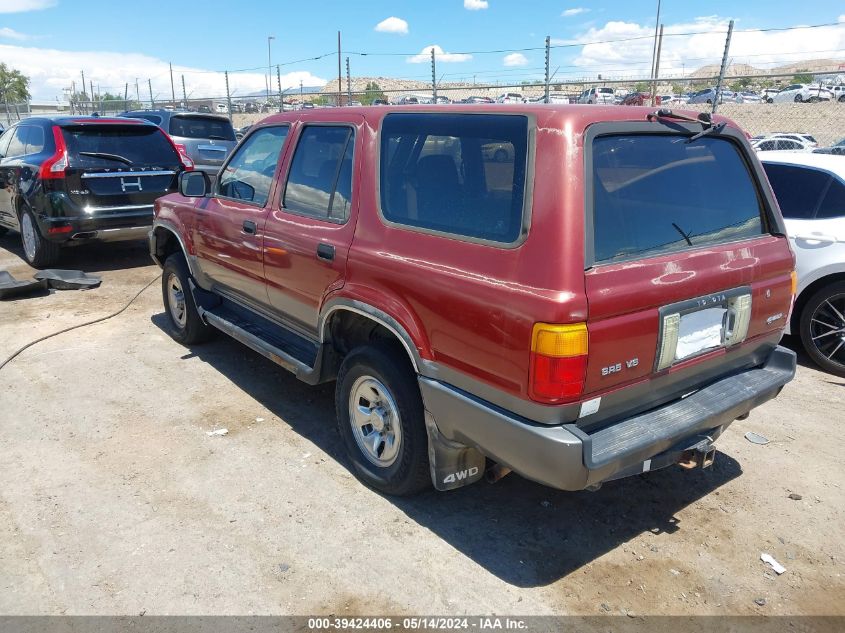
[
  {"left": 770, "top": 84, "right": 834, "bottom": 103},
  {"left": 736, "top": 91, "right": 762, "bottom": 104},
  {"left": 759, "top": 152, "right": 845, "bottom": 376},
  {"left": 760, "top": 88, "right": 780, "bottom": 102},
  {"left": 768, "top": 133, "right": 818, "bottom": 147},
  {"left": 577, "top": 86, "right": 615, "bottom": 104},
  {"left": 825, "top": 85, "right": 845, "bottom": 102},
  {"left": 495, "top": 92, "right": 523, "bottom": 104},
  {"left": 752, "top": 137, "right": 814, "bottom": 152}
]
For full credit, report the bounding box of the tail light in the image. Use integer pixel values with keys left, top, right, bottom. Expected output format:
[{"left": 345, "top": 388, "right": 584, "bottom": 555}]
[
  {"left": 529, "top": 323, "right": 588, "bottom": 404},
  {"left": 162, "top": 133, "right": 193, "bottom": 171},
  {"left": 39, "top": 126, "right": 68, "bottom": 180}
]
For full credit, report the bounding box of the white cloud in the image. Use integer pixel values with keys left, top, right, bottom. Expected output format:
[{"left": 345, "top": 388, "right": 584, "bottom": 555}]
[
  {"left": 0, "top": 0, "right": 56, "bottom": 13},
  {"left": 375, "top": 16, "right": 409, "bottom": 35},
  {"left": 555, "top": 16, "right": 845, "bottom": 78},
  {"left": 464, "top": 0, "right": 488, "bottom": 10},
  {"left": 0, "top": 26, "right": 32, "bottom": 40},
  {"left": 503, "top": 52, "right": 528, "bottom": 67},
  {"left": 562, "top": 8, "right": 589, "bottom": 17},
  {"left": 407, "top": 45, "right": 472, "bottom": 63},
  {"left": 0, "top": 43, "right": 326, "bottom": 101},
  {"left": 838, "top": 14, "right": 845, "bottom": 22}
]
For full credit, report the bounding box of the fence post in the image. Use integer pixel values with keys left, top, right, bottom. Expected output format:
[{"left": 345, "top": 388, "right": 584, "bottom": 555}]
[
  {"left": 712, "top": 20, "right": 734, "bottom": 115},
  {"left": 181, "top": 75, "right": 187, "bottom": 109},
  {"left": 147, "top": 79, "right": 154, "bottom": 108},
  {"left": 346, "top": 57, "right": 352, "bottom": 106},
  {"left": 431, "top": 48, "right": 437, "bottom": 102},
  {"left": 225, "top": 71, "right": 233, "bottom": 122},
  {"left": 544, "top": 36, "right": 551, "bottom": 104},
  {"left": 81, "top": 70, "right": 86, "bottom": 114},
  {"left": 277, "top": 65, "right": 283, "bottom": 112}
]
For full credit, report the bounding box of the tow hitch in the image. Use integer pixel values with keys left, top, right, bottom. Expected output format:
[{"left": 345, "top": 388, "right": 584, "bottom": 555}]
[{"left": 678, "top": 442, "right": 717, "bottom": 470}]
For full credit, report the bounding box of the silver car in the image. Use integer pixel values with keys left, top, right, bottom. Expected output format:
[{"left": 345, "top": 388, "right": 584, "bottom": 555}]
[{"left": 119, "top": 109, "right": 237, "bottom": 174}]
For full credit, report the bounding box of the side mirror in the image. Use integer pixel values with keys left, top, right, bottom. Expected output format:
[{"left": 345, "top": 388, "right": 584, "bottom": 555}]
[{"left": 179, "top": 171, "right": 209, "bottom": 197}]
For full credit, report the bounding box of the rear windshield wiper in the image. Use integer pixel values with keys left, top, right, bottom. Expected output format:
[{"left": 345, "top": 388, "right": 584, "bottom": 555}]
[
  {"left": 646, "top": 109, "right": 726, "bottom": 143},
  {"left": 77, "top": 151, "right": 134, "bottom": 165}
]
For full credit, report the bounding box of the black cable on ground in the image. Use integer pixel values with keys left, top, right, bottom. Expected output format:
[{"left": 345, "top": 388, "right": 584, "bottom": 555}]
[{"left": 0, "top": 274, "right": 161, "bottom": 372}]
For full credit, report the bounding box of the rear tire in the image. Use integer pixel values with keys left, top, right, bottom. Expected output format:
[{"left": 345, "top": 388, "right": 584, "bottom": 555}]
[
  {"left": 799, "top": 281, "right": 845, "bottom": 377},
  {"left": 0, "top": 226, "right": 9, "bottom": 237},
  {"left": 19, "top": 208, "right": 60, "bottom": 268},
  {"left": 161, "top": 253, "right": 213, "bottom": 345},
  {"left": 335, "top": 343, "right": 430, "bottom": 496}
]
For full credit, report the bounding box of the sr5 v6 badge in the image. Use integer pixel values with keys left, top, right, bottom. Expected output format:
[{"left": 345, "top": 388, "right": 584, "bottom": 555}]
[{"left": 602, "top": 358, "right": 639, "bottom": 376}]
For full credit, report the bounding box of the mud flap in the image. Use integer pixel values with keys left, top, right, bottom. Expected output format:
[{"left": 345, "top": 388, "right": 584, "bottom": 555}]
[{"left": 425, "top": 411, "right": 486, "bottom": 491}]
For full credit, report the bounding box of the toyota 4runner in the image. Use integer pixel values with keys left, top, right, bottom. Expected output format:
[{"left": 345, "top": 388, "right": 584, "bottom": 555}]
[{"left": 150, "top": 105, "right": 797, "bottom": 496}]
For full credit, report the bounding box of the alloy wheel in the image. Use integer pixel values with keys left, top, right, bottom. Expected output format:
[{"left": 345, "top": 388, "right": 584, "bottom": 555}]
[
  {"left": 348, "top": 375, "right": 403, "bottom": 467},
  {"left": 809, "top": 293, "right": 845, "bottom": 370}
]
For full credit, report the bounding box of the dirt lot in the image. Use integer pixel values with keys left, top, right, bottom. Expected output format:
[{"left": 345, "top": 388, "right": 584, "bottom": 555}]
[{"left": 0, "top": 236, "right": 843, "bottom": 617}]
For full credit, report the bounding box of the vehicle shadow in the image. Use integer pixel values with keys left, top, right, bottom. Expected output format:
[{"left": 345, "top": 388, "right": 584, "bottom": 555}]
[
  {"left": 151, "top": 313, "right": 743, "bottom": 588},
  {"left": 0, "top": 234, "right": 154, "bottom": 274}
]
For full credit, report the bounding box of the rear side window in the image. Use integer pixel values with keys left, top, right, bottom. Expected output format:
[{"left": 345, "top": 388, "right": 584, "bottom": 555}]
[
  {"left": 380, "top": 113, "right": 528, "bottom": 244},
  {"left": 591, "top": 135, "right": 764, "bottom": 263},
  {"left": 24, "top": 126, "right": 45, "bottom": 154},
  {"left": 817, "top": 177, "right": 845, "bottom": 219},
  {"left": 763, "top": 163, "right": 830, "bottom": 219},
  {"left": 62, "top": 125, "right": 180, "bottom": 168},
  {"left": 169, "top": 116, "right": 235, "bottom": 141},
  {"left": 283, "top": 126, "right": 354, "bottom": 221}
]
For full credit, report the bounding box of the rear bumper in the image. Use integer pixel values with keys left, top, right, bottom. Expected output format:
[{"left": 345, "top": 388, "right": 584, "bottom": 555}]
[
  {"left": 419, "top": 346, "right": 796, "bottom": 491},
  {"left": 40, "top": 205, "right": 154, "bottom": 244}
]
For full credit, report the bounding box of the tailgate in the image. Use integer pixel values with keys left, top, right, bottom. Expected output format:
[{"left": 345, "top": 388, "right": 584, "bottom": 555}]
[
  {"left": 61, "top": 123, "right": 180, "bottom": 210},
  {"left": 582, "top": 127, "right": 793, "bottom": 411},
  {"left": 168, "top": 114, "right": 235, "bottom": 166}
]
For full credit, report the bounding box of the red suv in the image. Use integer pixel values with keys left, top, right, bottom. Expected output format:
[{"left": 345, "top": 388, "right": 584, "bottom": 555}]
[{"left": 150, "top": 105, "right": 796, "bottom": 496}]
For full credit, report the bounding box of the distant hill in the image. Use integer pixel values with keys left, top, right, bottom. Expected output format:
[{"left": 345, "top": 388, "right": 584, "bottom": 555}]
[{"left": 689, "top": 58, "right": 845, "bottom": 79}]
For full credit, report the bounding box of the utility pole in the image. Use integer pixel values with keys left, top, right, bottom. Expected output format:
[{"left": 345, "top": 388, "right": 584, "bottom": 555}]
[
  {"left": 544, "top": 35, "right": 551, "bottom": 103},
  {"left": 169, "top": 63, "right": 176, "bottom": 108},
  {"left": 224, "top": 71, "right": 233, "bottom": 122},
  {"left": 80, "top": 70, "right": 87, "bottom": 113},
  {"left": 135, "top": 79, "right": 140, "bottom": 105},
  {"left": 712, "top": 20, "right": 734, "bottom": 114},
  {"left": 267, "top": 35, "right": 275, "bottom": 103},
  {"left": 649, "top": 0, "right": 662, "bottom": 82},
  {"left": 337, "top": 31, "right": 342, "bottom": 106},
  {"left": 431, "top": 47, "right": 437, "bottom": 102},
  {"left": 90, "top": 81, "right": 95, "bottom": 110},
  {"left": 651, "top": 25, "right": 664, "bottom": 107},
  {"left": 148, "top": 78, "right": 154, "bottom": 107},
  {"left": 277, "top": 65, "right": 282, "bottom": 112},
  {"left": 181, "top": 75, "right": 187, "bottom": 108},
  {"left": 124, "top": 83, "right": 128, "bottom": 111},
  {"left": 346, "top": 57, "right": 352, "bottom": 105},
  {"left": 71, "top": 80, "right": 76, "bottom": 114},
  {"left": 300, "top": 80, "right": 303, "bottom": 101}
]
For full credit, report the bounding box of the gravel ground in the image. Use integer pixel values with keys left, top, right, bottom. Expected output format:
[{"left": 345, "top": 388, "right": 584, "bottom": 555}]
[{"left": 0, "top": 235, "right": 843, "bottom": 617}]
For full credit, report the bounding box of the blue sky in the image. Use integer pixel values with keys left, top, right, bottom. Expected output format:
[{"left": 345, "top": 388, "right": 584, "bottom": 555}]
[{"left": 1, "top": 0, "right": 844, "bottom": 99}]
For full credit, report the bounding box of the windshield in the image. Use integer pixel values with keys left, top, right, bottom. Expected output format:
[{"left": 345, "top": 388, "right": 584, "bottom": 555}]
[
  {"left": 168, "top": 115, "right": 235, "bottom": 141},
  {"left": 62, "top": 125, "right": 179, "bottom": 168}
]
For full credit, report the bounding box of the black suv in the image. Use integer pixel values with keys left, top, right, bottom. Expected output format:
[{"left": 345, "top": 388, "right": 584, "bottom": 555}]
[{"left": 0, "top": 116, "right": 187, "bottom": 267}]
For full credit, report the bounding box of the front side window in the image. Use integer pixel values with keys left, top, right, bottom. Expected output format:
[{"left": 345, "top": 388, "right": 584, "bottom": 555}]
[
  {"left": 380, "top": 113, "right": 528, "bottom": 244},
  {"left": 591, "top": 134, "right": 765, "bottom": 263},
  {"left": 762, "top": 163, "right": 830, "bottom": 219},
  {"left": 283, "top": 126, "right": 354, "bottom": 221},
  {"left": 217, "top": 126, "right": 288, "bottom": 205}
]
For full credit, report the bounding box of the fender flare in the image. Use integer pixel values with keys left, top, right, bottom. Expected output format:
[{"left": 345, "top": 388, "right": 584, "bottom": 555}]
[
  {"left": 319, "top": 297, "right": 427, "bottom": 373},
  {"left": 150, "top": 220, "right": 211, "bottom": 288}
]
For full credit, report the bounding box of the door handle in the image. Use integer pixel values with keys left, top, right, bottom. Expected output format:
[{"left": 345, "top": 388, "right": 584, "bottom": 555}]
[
  {"left": 242, "top": 220, "right": 256, "bottom": 235},
  {"left": 317, "top": 243, "right": 335, "bottom": 261}
]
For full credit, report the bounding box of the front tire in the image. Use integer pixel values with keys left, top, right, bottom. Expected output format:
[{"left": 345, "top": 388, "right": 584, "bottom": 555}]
[
  {"left": 161, "top": 254, "right": 213, "bottom": 345},
  {"left": 335, "top": 344, "right": 430, "bottom": 496},
  {"left": 19, "top": 208, "right": 60, "bottom": 268},
  {"left": 799, "top": 281, "right": 845, "bottom": 377},
  {"left": 794, "top": 94, "right": 803, "bottom": 103}
]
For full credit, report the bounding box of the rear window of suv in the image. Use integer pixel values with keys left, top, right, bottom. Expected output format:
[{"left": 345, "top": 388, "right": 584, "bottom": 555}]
[
  {"left": 62, "top": 125, "right": 180, "bottom": 168},
  {"left": 591, "top": 134, "right": 765, "bottom": 263},
  {"left": 168, "top": 115, "right": 235, "bottom": 141},
  {"left": 380, "top": 113, "right": 529, "bottom": 244}
]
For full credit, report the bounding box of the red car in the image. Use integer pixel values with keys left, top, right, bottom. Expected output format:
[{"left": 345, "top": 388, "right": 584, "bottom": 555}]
[
  {"left": 150, "top": 105, "right": 796, "bottom": 495},
  {"left": 622, "top": 92, "right": 660, "bottom": 106}
]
